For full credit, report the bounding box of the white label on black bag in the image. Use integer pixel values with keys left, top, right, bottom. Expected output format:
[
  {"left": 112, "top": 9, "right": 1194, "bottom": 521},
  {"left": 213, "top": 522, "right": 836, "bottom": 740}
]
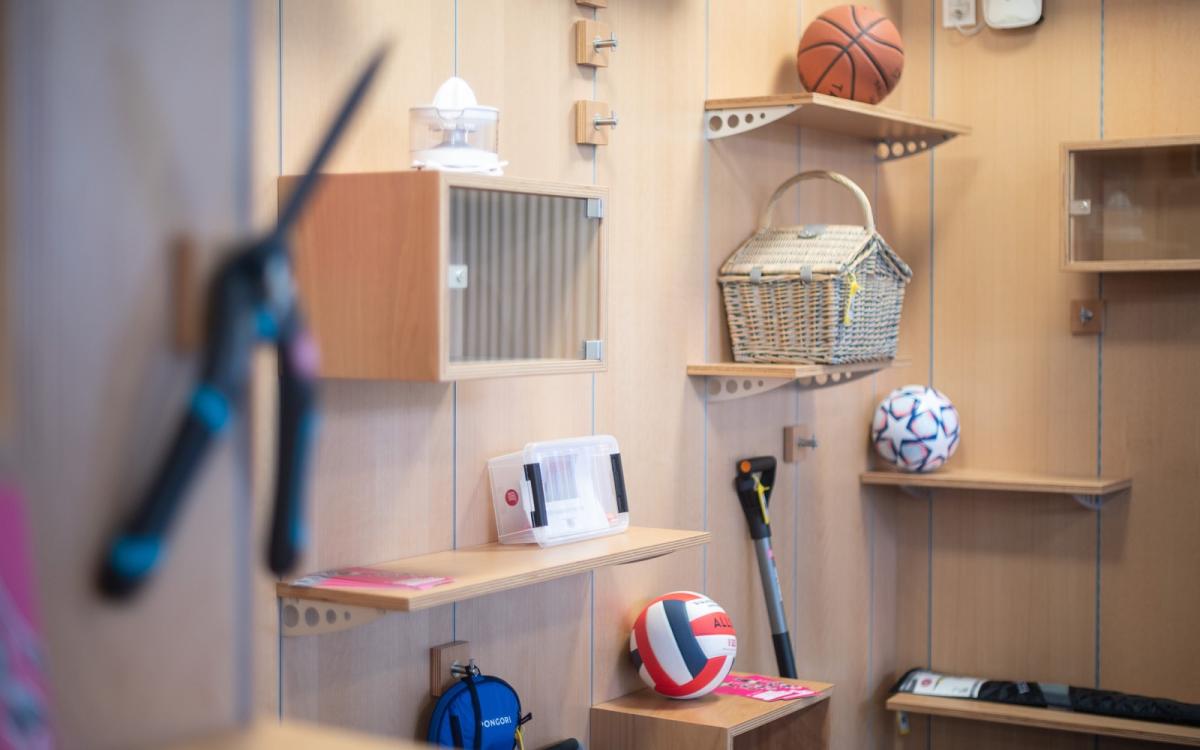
[{"left": 900, "top": 670, "right": 985, "bottom": 699}]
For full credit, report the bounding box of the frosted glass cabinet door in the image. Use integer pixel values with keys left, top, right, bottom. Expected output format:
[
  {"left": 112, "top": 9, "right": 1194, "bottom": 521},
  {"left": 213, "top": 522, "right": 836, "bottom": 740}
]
[
  {"left": 448, "top": 187, "right": 602, "bottom": 363},
  {"left": 1064, "top": 137, "right": 1200, "bottom": 270}
]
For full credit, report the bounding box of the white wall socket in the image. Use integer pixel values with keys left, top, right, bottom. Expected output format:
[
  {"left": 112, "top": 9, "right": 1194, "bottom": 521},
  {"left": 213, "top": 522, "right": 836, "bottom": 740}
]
[{"left": 943, "top": 0, "right": 977, "bottom": 28}]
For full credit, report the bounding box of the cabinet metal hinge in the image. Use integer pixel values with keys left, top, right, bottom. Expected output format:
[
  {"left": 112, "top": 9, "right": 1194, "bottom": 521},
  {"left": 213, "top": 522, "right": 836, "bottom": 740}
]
[{"left": 584, "top": 339, "right": 604, "bottom": 360}]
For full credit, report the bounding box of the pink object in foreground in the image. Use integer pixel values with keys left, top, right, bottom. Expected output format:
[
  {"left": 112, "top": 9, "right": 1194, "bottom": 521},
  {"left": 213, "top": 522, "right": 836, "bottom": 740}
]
[
  {"left": 714, "top": 673, "right": 818, "bottom": 702},
  {"left": 291, "top": 566, "right": 452, "bottom": 591},
  {"left": 1, "top": 484, "right": 53, "bottom": 750}
]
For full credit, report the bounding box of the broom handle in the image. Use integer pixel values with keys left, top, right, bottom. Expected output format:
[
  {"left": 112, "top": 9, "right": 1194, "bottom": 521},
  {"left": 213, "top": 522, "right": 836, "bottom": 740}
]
[{"left": 757, "top": 170, "right": 875, "bottom": 234}]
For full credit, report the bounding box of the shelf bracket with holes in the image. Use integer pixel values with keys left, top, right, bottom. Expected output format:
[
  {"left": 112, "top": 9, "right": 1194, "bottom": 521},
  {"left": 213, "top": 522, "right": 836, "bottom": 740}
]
[
  {"left": 705, "top": 105, "right": 797, "bottom": 140},
  {"left": 280, "top": 598, "right": 388, "bottom": 637},
  {"left": 898, "top": 485, "right": 934, "bottom": 501},
  {"left": 875, "top": 137, "right": 949, "bottom": 162},
  {"left": 692, "top": 359, "right": 908, "bottom": 402},
  {"left": 1072, "top": 494, "right": 1106, "bottom": 511}
]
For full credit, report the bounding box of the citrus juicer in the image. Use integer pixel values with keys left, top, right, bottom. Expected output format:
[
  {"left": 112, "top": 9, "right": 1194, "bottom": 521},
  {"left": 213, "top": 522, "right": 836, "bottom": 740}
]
[{"left": 410, "top": 76, "right": 505, "bottom": 175}]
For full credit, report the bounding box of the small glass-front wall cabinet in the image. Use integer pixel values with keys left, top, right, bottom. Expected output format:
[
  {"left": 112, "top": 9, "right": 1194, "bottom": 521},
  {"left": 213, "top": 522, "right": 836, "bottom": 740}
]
[
  {"left": 285, "top": 171, "right": 607, "bottom": 380},
  {"left": 1063, "top": 136, "right": 1200, "bottom": 271}
]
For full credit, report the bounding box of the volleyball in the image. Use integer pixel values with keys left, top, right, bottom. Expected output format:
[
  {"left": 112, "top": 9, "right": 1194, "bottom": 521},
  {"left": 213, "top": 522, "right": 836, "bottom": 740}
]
[{"left": 629, "top": 591, "right": 737, "bottom": 699}]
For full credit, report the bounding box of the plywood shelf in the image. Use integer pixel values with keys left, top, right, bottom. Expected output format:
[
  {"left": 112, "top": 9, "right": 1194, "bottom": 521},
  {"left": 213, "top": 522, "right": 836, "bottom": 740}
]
[
  {"left": 861, "top": 467, "right": 1132, "bottom": 497},
  {"left": 704, "top": 93, "right": 969, "bottom": 160},
  {"left": 166, "top": 719, "right": 432, "bottom": 749},
  {"left": 592, "top": 674, "right": 834, "bottom": 749},
  {"left": 887, "top": 693, "right": 1200, "bottom": 747},
  {"left": 689, "top": 358, "right": 909, "bottom": 402},
  {"left": 277, "top": 526, "right": 709, "bottom": 618}
]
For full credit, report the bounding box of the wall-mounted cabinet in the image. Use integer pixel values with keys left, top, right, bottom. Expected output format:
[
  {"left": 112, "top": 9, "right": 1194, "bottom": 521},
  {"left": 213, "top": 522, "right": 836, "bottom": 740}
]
[
  {"left": 1062, "top": 135, "right": 1200, "bottom": 272},
  {"left": 284, "top": 171, "right": 607, "bottom": 380}
]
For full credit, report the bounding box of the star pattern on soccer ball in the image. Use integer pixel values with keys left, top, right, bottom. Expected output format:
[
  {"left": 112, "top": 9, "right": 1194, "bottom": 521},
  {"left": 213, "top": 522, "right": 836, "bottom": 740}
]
[{"left": 878, "top": 408, "right": 917, "bottom": 460}]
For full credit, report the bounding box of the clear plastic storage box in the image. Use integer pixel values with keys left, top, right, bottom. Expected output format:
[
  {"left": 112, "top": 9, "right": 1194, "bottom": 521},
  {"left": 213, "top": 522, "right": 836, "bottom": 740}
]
[{"left": 487, "top": 435, "right": 629, "bottom": 547}]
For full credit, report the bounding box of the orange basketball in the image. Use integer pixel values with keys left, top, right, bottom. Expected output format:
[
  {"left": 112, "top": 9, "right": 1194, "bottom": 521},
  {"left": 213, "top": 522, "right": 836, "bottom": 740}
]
[{"left": 796, "top": 5, "right": 904, "bottom": 105}]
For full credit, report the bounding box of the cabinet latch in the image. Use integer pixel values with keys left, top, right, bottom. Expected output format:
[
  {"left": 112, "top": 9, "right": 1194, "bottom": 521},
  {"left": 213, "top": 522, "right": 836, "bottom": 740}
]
[
  {"left": 1068, "top": 199, "right": 1092, "bottom": 216},
  {"left": 448, "top": 265, "right": 468, "bottom": 289},
  {"left": 586, "top": 198, "right": 605, "bottom": 219}
]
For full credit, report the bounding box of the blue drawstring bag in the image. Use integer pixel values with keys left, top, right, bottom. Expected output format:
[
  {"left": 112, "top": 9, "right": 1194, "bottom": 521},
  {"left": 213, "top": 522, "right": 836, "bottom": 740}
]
[{"left": 428, "top": 673, "right": 529, "bottom": 749}]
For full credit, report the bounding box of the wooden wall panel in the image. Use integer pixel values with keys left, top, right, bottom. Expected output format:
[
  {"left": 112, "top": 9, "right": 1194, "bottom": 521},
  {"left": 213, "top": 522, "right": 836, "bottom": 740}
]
[
  {"left": 253, "top": 5, "right": 1200, "bottom": 750},
  {"left": 707, "top": 0, "right": 802, "bottom": 100},
  {"left": 273, "top": 2, "right": 456, "bottom": 741},
  {"left": 251, "top": 0, "right": 282, "bottom": 717},
  {"left": 704, "top": 44, "right": 802, "bottom": 680},
  {"left": 871, "top": 3, "right": 936, "bottom": 748},
  {"left": 590, "top": 0, "right": 707, "bottom": 704},
  {"left": 1098, "top": 4, "right": 1200, "bottom": 749},
  {"left": 8, "top": 2, "right": 250, "bottom": 747},
  {"left": 450, "top": 3, "right": 596, "bottom": 744},
  {"left": 926, "top": 5, "right": 1102, "bottom": 749}
]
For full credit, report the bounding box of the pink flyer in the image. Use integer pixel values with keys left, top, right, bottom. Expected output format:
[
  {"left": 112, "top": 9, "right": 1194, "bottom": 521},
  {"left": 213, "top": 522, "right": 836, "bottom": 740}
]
[
  {"left": 714, "top": 673, "right": 818, "bottom": 702},
  {"left": 291, "top": 566, "right": 452, "bottom": 591}
]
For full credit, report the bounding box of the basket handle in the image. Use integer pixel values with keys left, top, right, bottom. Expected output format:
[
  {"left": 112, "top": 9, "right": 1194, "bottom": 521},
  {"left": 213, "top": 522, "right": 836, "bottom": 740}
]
[{"left": 757, "top": 170, "right": 875, "bottom": 234}]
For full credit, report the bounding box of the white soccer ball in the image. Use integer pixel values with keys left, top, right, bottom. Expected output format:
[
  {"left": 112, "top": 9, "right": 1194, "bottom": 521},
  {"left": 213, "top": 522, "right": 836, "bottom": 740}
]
[
  {"left": 630, "top": 591, "right": 737, "bottom": 699},
  {"left": 871, "top": 385, "right": 960, "bottom": 473}
]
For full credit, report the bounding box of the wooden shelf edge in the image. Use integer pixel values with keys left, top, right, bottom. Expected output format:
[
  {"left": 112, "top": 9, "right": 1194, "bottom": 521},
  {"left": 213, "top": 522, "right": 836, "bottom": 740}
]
[
  {"left": 591, "top": 675, "right": 834, "bottom": 735},
  {"left": 1064, "top": 259, "right": 1200, "bottom": 273},
  {"left": 886, "top": 693, "right": 1200, "bottom": 746},
  {"left": 704, "top": 93, "right": 971, "bottom": 137},
  {"left": 860, "top": 468, "right": 1132, "bottom": 496},
  {"left": 687, "top": 357, "right": 911, "bottom": 380},
  {"left": 276, "top": 527, "right": 711, "bottom": 614}
]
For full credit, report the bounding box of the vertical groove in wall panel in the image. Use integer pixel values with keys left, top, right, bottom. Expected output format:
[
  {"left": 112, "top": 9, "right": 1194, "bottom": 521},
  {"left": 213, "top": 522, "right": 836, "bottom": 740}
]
[
  {"left": 927, "top": 4, "right": 1101, "bottom": 748},
  {"left": 591, "top": 0, "right": 707, "bottom": 705},
  {"left": 1097, "top": 8, "right": 1200, "bottom": 750},
  {"left": 872, "top": 2, "right": 935, "bottom": 748},
  {"left": 451, "top": 3, "right": 594, "bottom": 744}
]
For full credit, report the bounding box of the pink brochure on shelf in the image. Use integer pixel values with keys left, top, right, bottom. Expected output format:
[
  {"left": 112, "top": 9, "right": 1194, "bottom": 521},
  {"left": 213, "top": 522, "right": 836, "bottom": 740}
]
[
  {"left": 291, "top": 566, "right": 452, "bottom": 591},
  {"left": 1, "top": 483, "right": 54, "bottom": 749},
  {"left": 714, "top": 673, "right": 818, "bottom": 702}
]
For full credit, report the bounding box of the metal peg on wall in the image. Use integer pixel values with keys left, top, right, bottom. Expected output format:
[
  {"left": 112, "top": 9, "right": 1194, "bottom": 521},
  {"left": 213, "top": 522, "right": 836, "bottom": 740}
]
[
  {"left": 575, "top": 100, "right": 617, "bottom": 145},
  {"left": 575, "top": 19, "right": 617, "bottom": 67}
]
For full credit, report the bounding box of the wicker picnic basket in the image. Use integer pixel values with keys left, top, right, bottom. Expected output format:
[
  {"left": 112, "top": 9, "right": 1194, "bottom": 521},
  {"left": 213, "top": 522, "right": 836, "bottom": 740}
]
[{"left": 719, "top": 170, "right": 912, "bottom": 365}]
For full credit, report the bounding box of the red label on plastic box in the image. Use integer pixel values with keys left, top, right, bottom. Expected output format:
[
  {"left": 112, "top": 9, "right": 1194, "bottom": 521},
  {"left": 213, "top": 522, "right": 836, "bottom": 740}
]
[{"left": 504, "top": 489, "right": 519, "bottom": 507}]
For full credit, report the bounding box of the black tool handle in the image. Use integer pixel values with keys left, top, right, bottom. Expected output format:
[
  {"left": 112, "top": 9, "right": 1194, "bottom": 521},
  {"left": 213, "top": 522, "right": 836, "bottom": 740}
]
[
  {"left": 267, "top": 310, "right": 319, "bottom": 575},
  {"left": 773, "top": 633, "right": 798, "bottom": 679},
  {"left": 734, "top": 456, "right": 777, "bottom": 540},
  {"left": 98, "top": 267, "right": 257, "bottom": 599}
]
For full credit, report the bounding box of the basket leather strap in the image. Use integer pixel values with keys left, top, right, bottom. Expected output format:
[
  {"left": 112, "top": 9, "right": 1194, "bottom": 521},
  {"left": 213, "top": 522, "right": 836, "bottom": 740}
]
[{"left": 757, "top": 170, "right": 876, "bottom": 234}]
